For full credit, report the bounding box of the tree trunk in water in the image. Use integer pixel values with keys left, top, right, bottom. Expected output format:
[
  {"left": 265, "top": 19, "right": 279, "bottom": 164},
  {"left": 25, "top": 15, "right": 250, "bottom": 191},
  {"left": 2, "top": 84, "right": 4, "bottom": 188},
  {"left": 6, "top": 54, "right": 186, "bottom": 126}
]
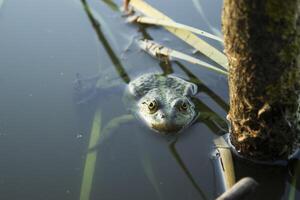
[{"left": 222, "top": 0, "right": 300, "bottom": 160}]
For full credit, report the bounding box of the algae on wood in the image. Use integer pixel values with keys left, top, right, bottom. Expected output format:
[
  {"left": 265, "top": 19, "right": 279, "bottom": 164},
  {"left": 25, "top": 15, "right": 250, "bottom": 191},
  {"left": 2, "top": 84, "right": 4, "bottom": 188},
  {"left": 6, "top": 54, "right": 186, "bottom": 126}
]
[{"left": 222, "top": 0, "right": 300, "bottom": 160}]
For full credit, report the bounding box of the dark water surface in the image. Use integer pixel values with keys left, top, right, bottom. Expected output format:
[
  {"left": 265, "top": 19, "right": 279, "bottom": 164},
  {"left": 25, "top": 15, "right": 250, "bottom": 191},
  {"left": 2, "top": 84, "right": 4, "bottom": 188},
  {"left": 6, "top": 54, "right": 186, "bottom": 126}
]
[{"left": 0, "top": 0, "right": 299, "bottom": 200}]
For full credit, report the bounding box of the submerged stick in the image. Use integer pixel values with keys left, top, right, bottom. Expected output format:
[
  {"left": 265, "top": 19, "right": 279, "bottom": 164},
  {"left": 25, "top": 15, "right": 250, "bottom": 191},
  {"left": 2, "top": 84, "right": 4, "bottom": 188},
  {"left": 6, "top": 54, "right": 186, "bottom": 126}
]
[
  {"left": 216, "top": 177, "right": 258, "bottom": 200},
  {"left": 138, "top": 39, "right": 228, "bottom": 75},
  {"left": 127, "top": 15, "right": 223, "bottom": 42},
  {"left": 123, "top": 0, "right": 130, "bottom": 12},
  {"left": 79, "top": 108, "right": 102, "bottom": 200}
]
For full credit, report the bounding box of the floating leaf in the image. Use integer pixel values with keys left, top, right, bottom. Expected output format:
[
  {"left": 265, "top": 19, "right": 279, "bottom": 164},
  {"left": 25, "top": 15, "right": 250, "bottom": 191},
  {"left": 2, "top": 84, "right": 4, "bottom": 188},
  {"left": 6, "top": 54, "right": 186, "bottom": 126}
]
[
  {"left": 129, "top": 0, "right": 228, "bottom": 69},
  {"left": 127, "top": 15, "right": 223, "bottom": 42},
  {"left": 138, "top": 39, "right": 228, "bottom": 75}
]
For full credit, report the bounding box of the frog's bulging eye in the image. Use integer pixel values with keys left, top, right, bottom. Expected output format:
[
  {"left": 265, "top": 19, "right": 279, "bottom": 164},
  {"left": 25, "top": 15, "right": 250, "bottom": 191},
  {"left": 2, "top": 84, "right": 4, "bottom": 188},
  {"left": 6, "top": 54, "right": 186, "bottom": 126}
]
[
  {"left": 179, "top": 102, "right": 188, "bottom": 111},
  {"left": 148, "top": 100, "right": 158, "bottom": 113},
  {"left": 142, "top": 100, "right": 158, "bottom": 114}
]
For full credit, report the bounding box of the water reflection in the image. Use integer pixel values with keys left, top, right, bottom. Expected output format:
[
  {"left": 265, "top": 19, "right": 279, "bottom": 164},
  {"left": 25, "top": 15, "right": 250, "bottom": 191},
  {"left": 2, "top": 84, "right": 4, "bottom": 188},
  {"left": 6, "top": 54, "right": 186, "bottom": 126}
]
[
  {"left": 81, "top": 0, "right": 130, "bottom": 84},
  {"left": 169, "top": 137, "right": 208, "bottom": 200}
]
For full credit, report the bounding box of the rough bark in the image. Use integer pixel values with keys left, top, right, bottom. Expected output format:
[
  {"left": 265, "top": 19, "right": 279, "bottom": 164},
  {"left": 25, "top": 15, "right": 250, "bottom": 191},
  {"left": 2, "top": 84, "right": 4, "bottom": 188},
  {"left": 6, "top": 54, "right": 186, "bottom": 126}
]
[{"left": 222, "top": 0, "right": 300, "bottom": 160}]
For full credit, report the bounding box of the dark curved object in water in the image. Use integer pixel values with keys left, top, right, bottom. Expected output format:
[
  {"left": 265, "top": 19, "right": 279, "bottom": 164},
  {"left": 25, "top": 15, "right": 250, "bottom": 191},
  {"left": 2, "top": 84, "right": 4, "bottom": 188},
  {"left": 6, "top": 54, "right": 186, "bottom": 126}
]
[{"left": 216, "top": 177, "right": 258, "bottom": 200}]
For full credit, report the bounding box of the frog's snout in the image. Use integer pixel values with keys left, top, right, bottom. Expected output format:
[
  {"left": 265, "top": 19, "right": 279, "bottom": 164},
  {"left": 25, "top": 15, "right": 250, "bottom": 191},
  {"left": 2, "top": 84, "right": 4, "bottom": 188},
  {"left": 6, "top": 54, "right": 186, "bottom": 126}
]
[
  {"left": 150, "top": 111, "right": 182, "bottom": 133},
  {"left": 160, "top": 113, "right": 166, "bottom": 119},
  {"left": 157, "top": 111, "right": 166, "bottom": 120}
]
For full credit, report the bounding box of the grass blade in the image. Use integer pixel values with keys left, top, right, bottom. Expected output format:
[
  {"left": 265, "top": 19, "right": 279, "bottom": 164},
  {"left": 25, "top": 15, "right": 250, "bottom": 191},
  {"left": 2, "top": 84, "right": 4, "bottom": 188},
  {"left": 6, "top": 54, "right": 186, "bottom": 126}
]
[
  {"left": 79, "top": 108, "right": 102, "bottom": 200},
  {"left": 128, "top": 15, "right": 223, "bottom": 42},
  {"left": 138, "top": 39, "right": 228, "bottom": 75},
  {"left": 129, "top": 0, "right": 228, "bottom": 69}
]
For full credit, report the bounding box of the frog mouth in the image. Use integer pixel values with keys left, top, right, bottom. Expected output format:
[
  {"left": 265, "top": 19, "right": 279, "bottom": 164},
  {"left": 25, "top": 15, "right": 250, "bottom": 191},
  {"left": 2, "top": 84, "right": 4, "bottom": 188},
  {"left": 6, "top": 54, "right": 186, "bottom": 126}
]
[{"left": 151, "top": 123, "right": 182, "bottom": 134}]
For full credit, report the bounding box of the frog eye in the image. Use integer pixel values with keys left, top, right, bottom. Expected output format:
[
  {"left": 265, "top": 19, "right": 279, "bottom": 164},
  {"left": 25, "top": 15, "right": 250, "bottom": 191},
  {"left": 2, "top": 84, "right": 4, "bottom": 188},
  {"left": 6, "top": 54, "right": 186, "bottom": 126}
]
[
  {"left": 179, "top": 102, "right": 188, "bottom": 111},
  {"left": 142, "top": 100, "right": 158, "bottom": 114},
  {"left": 147, "top": 100, "right": 158, "bottom": 113}
]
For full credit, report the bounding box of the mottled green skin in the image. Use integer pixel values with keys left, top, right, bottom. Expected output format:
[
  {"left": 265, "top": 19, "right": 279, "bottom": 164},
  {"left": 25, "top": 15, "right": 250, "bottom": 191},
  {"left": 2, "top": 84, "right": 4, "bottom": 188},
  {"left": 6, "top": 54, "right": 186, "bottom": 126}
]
[{"left": 126, "top": 73, "right": 198, "bottom": 134}]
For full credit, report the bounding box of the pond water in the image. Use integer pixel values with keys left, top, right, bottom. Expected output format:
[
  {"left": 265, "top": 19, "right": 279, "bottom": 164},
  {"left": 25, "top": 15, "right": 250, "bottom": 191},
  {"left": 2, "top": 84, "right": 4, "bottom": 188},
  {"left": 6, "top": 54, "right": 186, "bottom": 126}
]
[{"left": 0, "top": 0, "right": 299, "bottom": 200}]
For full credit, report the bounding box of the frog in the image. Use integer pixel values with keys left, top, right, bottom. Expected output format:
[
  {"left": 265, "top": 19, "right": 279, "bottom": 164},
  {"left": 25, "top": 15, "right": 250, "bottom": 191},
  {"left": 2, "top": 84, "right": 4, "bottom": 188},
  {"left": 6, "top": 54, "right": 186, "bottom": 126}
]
[{"left": 124, "top": 73, "right": 199, "bottom": 134}]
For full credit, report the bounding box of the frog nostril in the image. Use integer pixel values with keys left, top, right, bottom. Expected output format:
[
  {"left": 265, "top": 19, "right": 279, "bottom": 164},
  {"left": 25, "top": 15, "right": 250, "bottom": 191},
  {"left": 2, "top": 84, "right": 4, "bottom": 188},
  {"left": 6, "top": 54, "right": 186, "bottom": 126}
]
[{"left": 161, "top": 114, "right": 166, "bottom": 119}]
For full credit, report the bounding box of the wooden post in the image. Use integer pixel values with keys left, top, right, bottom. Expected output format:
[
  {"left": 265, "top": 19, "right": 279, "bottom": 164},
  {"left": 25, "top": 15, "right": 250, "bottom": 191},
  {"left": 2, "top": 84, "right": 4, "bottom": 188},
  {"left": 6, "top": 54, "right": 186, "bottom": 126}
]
[{"left": 222, "top": 0, "right": 300, "bottom": 160}]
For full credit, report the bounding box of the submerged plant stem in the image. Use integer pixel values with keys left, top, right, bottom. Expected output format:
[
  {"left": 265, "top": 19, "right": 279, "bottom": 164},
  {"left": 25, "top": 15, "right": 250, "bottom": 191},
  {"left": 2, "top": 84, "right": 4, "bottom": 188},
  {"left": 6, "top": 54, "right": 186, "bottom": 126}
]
[
  {"left": 80, "top": 108, "right": 102, "bottom": 200},
  {"left": 169, "top": 138, "right": 208, "bottom": 200},
  {"left": 81, "top": 0, "right": 130, "bottom": 84}
]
